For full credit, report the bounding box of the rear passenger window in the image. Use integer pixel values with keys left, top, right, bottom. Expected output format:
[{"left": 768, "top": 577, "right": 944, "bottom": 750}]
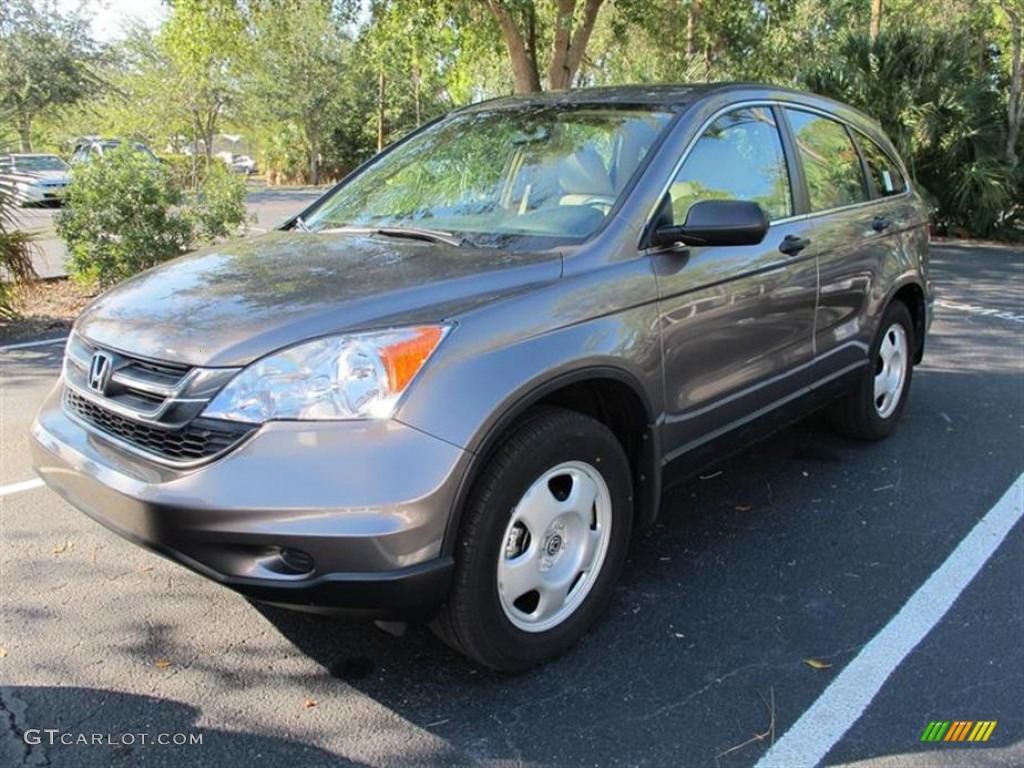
[
  {"left": 670, "top": 107, "right": 792, "bottom": 223},
  {"left": 854, "top": 133, "right": 907, "bottom": 197},
  {"left": 785, "top": 109, "right": 869, "bottom": 212}
]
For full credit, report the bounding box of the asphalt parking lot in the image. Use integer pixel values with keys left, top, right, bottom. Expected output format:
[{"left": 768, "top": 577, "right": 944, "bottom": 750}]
[{"left": 0, "top": 243, "right": 1021, "bottom": 767}]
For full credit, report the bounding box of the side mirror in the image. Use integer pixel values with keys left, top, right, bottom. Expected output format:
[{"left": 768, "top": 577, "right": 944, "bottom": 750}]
[{"left": 652, "top": 200, "right": 769, "bottom": 248}]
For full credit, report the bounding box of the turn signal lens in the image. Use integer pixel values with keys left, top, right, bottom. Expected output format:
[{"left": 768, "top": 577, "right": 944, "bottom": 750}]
[{"left": 380, "top": 326, "right": 445, "bottom": 393}]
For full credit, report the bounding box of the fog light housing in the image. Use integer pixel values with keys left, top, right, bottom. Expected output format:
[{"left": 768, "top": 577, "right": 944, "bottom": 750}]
[
  {"left": 258, "top": 547, "right": 315, "bottom": 577},
  {"left": 279, "top": 548, "right": 315, "bottom": 574}
]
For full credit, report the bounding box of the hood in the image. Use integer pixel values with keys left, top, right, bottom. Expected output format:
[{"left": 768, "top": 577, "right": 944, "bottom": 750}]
[{"left": 75, "top": 231, "right": 562, "bottom": 367}]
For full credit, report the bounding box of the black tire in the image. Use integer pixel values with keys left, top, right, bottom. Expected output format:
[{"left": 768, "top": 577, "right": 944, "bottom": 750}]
[
  {"left": 831, "top": 301, "right": 915, "bottom": 440},
  {"left": 432, "top": 407, "right": 633, "bottom": 671}
]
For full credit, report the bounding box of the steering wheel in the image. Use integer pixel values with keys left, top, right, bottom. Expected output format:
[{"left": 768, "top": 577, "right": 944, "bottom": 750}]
[{"left": 578, "top": 195, "right": 616, "bottom": 214}]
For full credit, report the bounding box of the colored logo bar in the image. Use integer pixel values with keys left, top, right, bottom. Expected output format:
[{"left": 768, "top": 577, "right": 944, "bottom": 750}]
[{"left": 920, "top": 721, "right": 997, "bottom": 742}]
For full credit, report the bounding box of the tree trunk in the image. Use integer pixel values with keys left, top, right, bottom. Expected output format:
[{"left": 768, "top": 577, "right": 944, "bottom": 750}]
[
  {"left": 18, "top": 114, "right": 32, "bottom": 153},
  {"left": 309, "top": 130, "right": 320, "bottom": 186},
  {"left": 377, "top": 69, "right": 386, "bottom": 153},
  {"left": 413, "top": 64, "right": 422, "bottom": 127},
  {"left": 484, "top": 0, "right": 542, "bottom": 93},
  {"left": 1007, "top": 6, "right": 1022, "bottom": 167},
  {"left": 205, "top": 120, "right": 216, "bottom": 161},
  {"left": 686, "top": 0, "right": 700, "bottom": 59},
  {"left": 546, "top": 0, "right": 605, "bottom": 91},
  {"left": 870, "top": 0, "right": 883, "bottom": 41}
]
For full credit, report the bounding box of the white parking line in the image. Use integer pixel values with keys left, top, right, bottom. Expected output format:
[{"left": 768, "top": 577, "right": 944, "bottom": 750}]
[
  {"left": 0, "top": 478, "right": 45, "bottom": 497},
  {"left": 0, "top": 336, "right": 67, "bottom": 352},
  {"left": 756, "top": 472, "right": 1024, "bottom": 768},
  {"left": 936, "top": 299, "right": 1024, "bottom": 324}
]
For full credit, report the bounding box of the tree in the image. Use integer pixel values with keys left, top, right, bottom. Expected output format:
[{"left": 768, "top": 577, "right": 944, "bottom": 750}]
[
  {"left": 375, "top": 0, "right": 613, "bottom": 94},
  {"left": 156, "top": 0, "right": 247, "bottom": 158},
  {"left": 870, "top": 0, "right": 883, "bottom": 40},
  {"left": 478, "top": 0, "right": 607, "bottom": 92},
  {"left": 247, "top": 1, "right": 353, "bottom": 185},
  {"left": 361, "top": 1, "right": 461, "bottom": 148},
  {"left": 803, "top": 29, "right": 1014, "bottom": 237},
  {"left": 0, "top": 0, "right": 103, "bottom": 151},
  {"left": 1004, "top": 2, "right": 1023, "bottom": 166}
]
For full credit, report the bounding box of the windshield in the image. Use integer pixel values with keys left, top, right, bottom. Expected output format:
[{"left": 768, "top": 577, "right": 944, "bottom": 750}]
[
  {"left": 15, "top": 155, "right": 69, "bottom": 172},
  {"left": 304, "top": 106, "right": 672, "bottom": 246}
]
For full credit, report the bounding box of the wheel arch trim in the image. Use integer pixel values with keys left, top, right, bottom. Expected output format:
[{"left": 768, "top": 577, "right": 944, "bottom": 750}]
[
  {"left": 440, "top": 365, "right": 662, "bottom": 557},
  {"left": 881, "top": 277, "right": 928, "bottom": 363}
]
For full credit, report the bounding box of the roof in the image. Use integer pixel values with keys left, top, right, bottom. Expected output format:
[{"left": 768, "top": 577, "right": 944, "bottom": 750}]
[
  {"left": 451, "top": 82, "right": 892, "bottom": 151},
  {"left": 457, "top": 82, "right": 805, "bottom": 113}
]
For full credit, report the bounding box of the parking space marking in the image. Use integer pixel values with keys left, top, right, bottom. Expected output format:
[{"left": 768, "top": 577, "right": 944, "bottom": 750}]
[
  {"left": 755, "top": 472, "right": 1024, "bottom": 768},
  {"left": 0, "top": 478, "right": 45, "bottom": 497},
  {"left": 936, "top": 299, "right": 1024, "bottom": 324},
  {"left": 0, "top": 336, "right": 67, "bottom": 352}
]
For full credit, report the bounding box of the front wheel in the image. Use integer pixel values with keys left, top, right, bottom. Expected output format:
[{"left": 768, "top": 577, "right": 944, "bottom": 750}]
[
  {"left": 831, "top": 301, "right": 915, "bottom": 440},
  {"left": 432, "top": 407, "right": 633, "bottom": 671}
]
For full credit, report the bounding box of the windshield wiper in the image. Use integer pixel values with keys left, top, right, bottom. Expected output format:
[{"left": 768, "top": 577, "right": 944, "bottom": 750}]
[
  {"left": 373, "top": 226, "right": 470, "bottom": 247},
  {"left": 317, "top": 224, "right": 469, "bottom": 248},
  {"left": 293, "top": 215, "right": 311, "bottom": 233}
]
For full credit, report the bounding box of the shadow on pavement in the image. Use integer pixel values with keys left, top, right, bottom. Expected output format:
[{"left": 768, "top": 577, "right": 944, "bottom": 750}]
[{"left": 0, "top": 686, "right": 366, "bottom": 768}]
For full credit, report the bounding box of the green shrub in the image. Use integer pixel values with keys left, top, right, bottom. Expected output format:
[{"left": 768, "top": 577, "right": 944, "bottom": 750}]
[
  {"left": 187, "top": 161, "right": 247, "bottom": 241},
  {"left": 159, "top": 153, "right": 213, "bottom": 191},
  {"left": 56, "top": 144, "right": 247, "bottom": 288}
]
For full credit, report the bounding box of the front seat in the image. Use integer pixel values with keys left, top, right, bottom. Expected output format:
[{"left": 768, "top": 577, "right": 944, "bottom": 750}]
[{"left": 558, "top": 147, "right": 613, "bottom": 210}]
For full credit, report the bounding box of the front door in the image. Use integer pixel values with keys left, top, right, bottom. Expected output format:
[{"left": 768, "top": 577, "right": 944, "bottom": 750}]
[{"left": 652, "top": 106, "right": 818, "bottom": 463}]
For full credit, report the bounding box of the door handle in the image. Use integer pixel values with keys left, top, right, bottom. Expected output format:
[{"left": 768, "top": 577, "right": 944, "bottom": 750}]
[
  {"left": 871, "top": 215, "right": 892, "bottom": 232},
  {"left": 779, "top": 235, "right": 811, "bottom": 256}
]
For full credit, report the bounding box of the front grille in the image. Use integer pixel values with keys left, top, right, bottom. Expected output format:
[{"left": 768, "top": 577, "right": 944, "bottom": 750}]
[
  {"left": 65, "top": 389, "right": 253, "bottom": 463},
  {"left": 61, "top": 334, "right": 246, "bottom": 465}
]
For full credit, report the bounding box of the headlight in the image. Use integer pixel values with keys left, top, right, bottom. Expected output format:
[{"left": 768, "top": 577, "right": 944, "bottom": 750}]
[{"left": 202, "top": 326, "right": 450, "bottom": 423}]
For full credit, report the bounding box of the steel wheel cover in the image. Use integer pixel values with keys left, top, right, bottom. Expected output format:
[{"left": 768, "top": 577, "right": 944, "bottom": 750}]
[{"left": 497, "top": 461, "right": 613, "bottom": 633}]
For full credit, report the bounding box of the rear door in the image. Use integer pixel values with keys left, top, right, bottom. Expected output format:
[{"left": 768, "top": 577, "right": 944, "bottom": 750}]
[
  {"left": 652, "top": 106, "right": 818, "bottom": 462},
  {"left": 781, "top": 108, "right": 888, "bottom": 385}
]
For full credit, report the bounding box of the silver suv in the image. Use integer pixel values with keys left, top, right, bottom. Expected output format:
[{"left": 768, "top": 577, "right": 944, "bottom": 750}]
[{"left": 32, "top": 84, "right": 933, "bottom": 671}]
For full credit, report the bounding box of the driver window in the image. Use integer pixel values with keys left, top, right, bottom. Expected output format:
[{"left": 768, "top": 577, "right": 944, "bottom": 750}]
[{"left": 670, "top": 107, "right": 792, "bottom": 224}]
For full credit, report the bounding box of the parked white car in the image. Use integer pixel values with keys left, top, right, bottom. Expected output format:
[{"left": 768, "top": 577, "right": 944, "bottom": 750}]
[
  {"left": 230, "top": 154, "right": 257, "bottom": 175},
  {"left": 0, "top": 153, "right": 72, "bottom": 205},
  {"left": 70, "top": 139, "right": 159, "bottom": 165}
]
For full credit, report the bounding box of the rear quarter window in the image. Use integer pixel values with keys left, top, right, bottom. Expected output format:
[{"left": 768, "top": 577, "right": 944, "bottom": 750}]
[{"left": 854, "top": 132, "right": 908, "bottom": 198}]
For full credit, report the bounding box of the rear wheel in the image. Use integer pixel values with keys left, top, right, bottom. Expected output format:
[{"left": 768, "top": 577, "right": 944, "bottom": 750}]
[
  {"left": 831, "top": 301, "right": 915, "bottom": 440},
  {"left": 432, "top": 407, "right": 633, "bottom": 671}
]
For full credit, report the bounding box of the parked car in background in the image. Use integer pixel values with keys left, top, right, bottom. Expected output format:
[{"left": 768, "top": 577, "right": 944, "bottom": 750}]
[
  {"left": 70, "top": 138, "right": 159, "bottom": 165},
  {"left": 230, "top": 154, "right": 257, "bottom": 175},
  {"left": 0, "top": 153, "right": 72, "bottom": 205},
  {"left": 32, "top": 84, "right": 933, "bottom": 671}
]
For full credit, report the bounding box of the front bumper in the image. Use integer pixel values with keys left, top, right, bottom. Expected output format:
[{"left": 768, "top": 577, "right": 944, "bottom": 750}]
[
  {"left": 18, "top": 185, "right": 65, "bottom": 204},
  {"left": 31, "top": 383, "right": 470, "bottom": 618}
]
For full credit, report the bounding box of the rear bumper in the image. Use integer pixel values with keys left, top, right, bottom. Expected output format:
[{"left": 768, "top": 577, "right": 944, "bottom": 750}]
[{"left": 31, "top": 382, "right": 469, "bottom": 618}]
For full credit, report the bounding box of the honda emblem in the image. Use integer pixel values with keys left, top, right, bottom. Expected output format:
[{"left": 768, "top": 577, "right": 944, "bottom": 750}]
[{"left": 87, "top": 351, "right": 114, "bottom": 394}]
